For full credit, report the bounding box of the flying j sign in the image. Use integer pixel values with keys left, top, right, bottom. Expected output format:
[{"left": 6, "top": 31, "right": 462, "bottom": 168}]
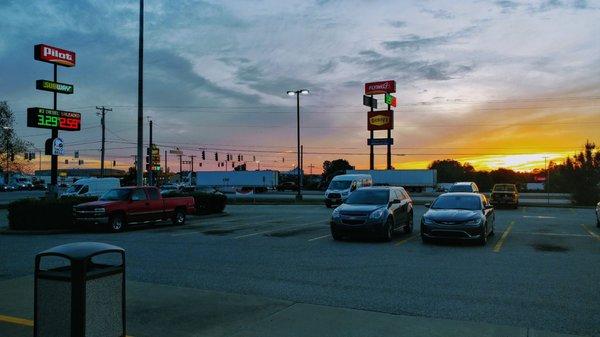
[
  {"left": 364, "top": 80, "right": 396, "bottom": 95},
  {"left": 36, "top": 80, "right": 74, "bottom": 94},
  {"left": 34, "top": 44, "right": 76, "bottom": 67},
  {"left": 367, "top": 110, "right": 394, "bottom": 131}
]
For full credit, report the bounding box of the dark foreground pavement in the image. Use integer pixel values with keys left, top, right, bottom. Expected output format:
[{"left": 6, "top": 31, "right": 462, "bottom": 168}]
[{"left": 0, "top": 276, "right": 583, "bottom": 337}]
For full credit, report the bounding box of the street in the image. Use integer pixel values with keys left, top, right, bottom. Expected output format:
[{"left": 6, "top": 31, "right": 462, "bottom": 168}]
[{"left": 0, "top": 204, "right": 598, "bottom": 336}]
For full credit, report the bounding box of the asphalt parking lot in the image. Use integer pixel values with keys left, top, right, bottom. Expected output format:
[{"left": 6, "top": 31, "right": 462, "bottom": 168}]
[{"left": 0, "top": 205, "right": 598, "bottom": 336}]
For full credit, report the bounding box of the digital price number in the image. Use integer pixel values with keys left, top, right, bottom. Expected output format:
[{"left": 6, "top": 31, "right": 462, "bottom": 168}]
[{"left": 27, "top": 107, "right": 81, "bottom": 131}]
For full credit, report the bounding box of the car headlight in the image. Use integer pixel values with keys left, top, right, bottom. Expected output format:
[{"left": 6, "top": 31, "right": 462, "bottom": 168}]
[
  {"left": 369, "top": 208, "right": 385, "bottom": 219},
  {"left": 332, "top": 208, "right": 340, "bottom": 219},
  {"left": 423, "top": 218, "right": 435, "bottom": 225},
  {"left": 94, "top": 207, "right": 106, "bottom": 213},
  {"left": 465, "top": 218, "right": 483, "bottom": 226}
]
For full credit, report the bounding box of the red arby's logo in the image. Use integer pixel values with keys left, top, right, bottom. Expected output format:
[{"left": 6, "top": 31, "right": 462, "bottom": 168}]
[
  {"left": 365, "top": 80, "right": 396, "bottom": 95},
  {"left": 34, "top": 44, "right": 76, "bottom": 67}
]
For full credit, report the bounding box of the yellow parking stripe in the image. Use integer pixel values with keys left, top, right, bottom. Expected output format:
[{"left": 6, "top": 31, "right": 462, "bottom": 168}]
[
  {"left": 581, "top": 224, "right": 600, "bottom": 241},
  {"left": 0, "top": 314, "right": 134, "bottom": 336},
  {"left": 493, "top": 221, "right": 514, "bottom": 253},
  {"left": 395, "top": 234, "right": 417, "bottom": 246},
  {"left": 0, "top": 314, "right": 33, "bottom": 327}
]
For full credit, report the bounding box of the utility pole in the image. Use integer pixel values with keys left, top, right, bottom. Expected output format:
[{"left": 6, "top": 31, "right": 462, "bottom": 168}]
[
  {"left": 369, "top": 94, "right": 374, "bottom": 170},
  {"left": 148, "top": 119, "right": 153, "bottom": 186},
  {"left": 178, "top": 154, "right": 183, "bottom": 175},
  {"left": 4, "top": 128, "right": 10, "bottom": 184},
  {"left": 136, "top": 0, "right": 144, "bottom": 186},
  {"left": 164, "top": 150, "right": 167, "bottom": 173},
  {"left": 96, "top": 106, "right": 112, "bottom": 177},
  {"left": 544, "top": 156, "right": 550, "bottom": 205},
  {"left": 189, "top": 155, "right": 196, "bottom": 172},
  {"left": 300, "top": 145, "right": 304, "bottom": 190},
  {"left": 308, "top": 163, "right": 315, "bottom": 175}
]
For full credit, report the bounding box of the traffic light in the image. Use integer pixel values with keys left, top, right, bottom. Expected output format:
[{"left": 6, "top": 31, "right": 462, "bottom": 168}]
[
  {"left": 253, "top": 155, "right": 256, "bottom": 161},
  {"left": 10, "top": 153, "right": 14, "bottom": 161},
  {"left": 215, "top": 152, "right": 218, "bottom": 161},
  {"left": 78, "top": 159, "right": 84, "bottom": 165},
  {"left": 64, "top": 159, "right": 69, "bottom": 164},
  {"left": 231, "top": 162, "right": 234, "bottom": 168},
  {"left": 113, "top": 160, "right": 116, "bottom": 167},
  {"left": 237, "top": 154, "right": 241, "bottom": 161},
  {"left": 24, "top": 153, "right": 29, "bottom": 160},
  {"left": 282, "top": 157, "right": 285, "bottom": 163},
  {"left": 74, "top": 150, "right": 79, "bottom": 158},
  {"left": 202, "top": 151, "right": 205, "bottom": 160}
]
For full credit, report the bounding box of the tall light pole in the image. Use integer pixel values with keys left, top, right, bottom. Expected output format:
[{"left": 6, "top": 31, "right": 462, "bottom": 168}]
[
  {"left": 287, "top": 89, "right": 309, "bottom": 200},
  {"left": 136, "top": 0, "right": 144, "bottom": 186}
]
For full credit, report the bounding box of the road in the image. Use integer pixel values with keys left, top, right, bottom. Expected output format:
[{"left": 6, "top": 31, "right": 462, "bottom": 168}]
[{"left": 0, "top": 204, "right": 598, "bottom": 336}]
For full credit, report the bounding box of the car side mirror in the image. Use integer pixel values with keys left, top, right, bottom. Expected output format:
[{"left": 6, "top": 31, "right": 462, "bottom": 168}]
[{"left": 424, "top": 203, "right": 431, "bottom": 208}]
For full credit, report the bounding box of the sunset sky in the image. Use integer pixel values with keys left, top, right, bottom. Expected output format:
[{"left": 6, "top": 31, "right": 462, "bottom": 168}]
[{"left": 0, "top": 0, "right": 598, "bottom": 174}]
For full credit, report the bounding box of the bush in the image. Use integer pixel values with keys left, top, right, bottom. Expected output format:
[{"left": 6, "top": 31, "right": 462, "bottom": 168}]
[
  {"left": 8, "top": 196, "right": 98, "bottom": 231},
  {"left": 163, "top": 191, "right": 227, "bottom": 215}
]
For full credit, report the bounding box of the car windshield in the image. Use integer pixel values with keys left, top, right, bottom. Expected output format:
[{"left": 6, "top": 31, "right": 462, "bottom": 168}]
[
  {"left": 431, "top": 195, "right": 482, "bottom": 210},
  {"left": 99, "top": 189, "right": 131, "bottom": 201},
  {"left": 329, "top": 180, "right": 352, "bottom": 190},
  {"left": 494, "top": 184, "right": 516, "bottom": 192},
  {"left": 65, "top": 184, "right": 83, "bottom": 193},
  {"left": 449, "top": 184, "right": 473, "bottom": 192},
  {"left": 345, "top": 189, "right": 388, "bottom": 205}
]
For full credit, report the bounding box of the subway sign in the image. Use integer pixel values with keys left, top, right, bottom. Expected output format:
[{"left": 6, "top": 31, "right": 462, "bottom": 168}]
[
  {"left": 36, "top": 80, "right": 74, "bottom": 94},
  {"left": 367, "top": 110, "right": 394, "bottom": 131},
  {"left": 27, "top": 107, "right": 81, "bottom": 131},
  {"left": 34, "top": 44, "right": 76, "bottom": 67}
]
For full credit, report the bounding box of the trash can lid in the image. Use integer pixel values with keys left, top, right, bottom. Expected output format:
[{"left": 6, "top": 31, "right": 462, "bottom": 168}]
[{"left": 38, "top": 242, "right": 124, "bottom": 261}]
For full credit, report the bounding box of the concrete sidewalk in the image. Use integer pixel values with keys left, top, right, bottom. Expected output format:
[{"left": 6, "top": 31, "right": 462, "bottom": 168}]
[{"left": 0, "top": 276, "right": 584, "bottom": 337}]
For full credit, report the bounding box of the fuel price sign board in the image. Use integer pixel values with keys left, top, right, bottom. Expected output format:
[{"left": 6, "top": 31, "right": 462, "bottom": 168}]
[{"left": 27, "top": 107, "right": 81, "bottom": 131}]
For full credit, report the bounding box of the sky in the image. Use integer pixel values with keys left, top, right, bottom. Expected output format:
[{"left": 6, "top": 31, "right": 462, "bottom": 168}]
[{"left": 0, "top": 0, "right": 599, "bottom": 174}]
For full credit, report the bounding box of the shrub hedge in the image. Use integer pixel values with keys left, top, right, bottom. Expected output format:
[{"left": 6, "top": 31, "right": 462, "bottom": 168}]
[
  {"left": 7, "top": 191, "right": 226, "bottom": 231},
  {"left": 8, "top": 196, "right": 98, "bottom": 231},
  {"left": 163, "top": 191, "right": 227, "bottom": 215}
]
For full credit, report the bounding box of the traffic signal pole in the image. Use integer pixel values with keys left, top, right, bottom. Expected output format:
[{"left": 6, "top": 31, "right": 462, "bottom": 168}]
[{"left": 50, "top": 64, "right": 58, "bottom": 196}]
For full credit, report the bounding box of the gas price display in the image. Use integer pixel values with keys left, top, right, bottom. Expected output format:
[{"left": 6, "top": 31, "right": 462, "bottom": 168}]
[{"left": 27, "top": 107, "right": 81, "bottom": 131}]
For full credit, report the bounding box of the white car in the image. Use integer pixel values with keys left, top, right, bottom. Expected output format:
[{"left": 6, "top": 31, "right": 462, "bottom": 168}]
[{"left": 596, "top": 202, "right": 600, "bottom": 228}]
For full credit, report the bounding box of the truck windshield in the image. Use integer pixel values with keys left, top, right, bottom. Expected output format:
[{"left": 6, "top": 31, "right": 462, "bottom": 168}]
[
  {"left": 329, "top": 180, "right": 352, "bottom": 190},
  {"left": 493, "top": 184, "right": 516, "bottom": 192},
  {"left": 100, "top": 189, "right": 131, "bottom": 201},
  {"left": 65, "top": 184, "right": 83, "bottom": 194}
]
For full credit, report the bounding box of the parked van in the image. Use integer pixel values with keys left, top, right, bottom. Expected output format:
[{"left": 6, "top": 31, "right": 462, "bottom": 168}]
[
  {"left": 324, "top": 174, "right": 373, "bottom": 208},
  {"left": 61, "top": 177, "right": 120, "bottom": 198}
]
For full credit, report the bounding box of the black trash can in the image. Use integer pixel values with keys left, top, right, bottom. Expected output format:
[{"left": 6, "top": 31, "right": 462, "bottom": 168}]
[{"left": 34, "top": 242, "right": 126, "bottom": 337}]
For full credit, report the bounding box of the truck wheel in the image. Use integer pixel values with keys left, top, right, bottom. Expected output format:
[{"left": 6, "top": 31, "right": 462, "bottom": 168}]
[
  {"left": 172, "top": 209, "right": 186, "bottom": 226},
  {"left": 109, "top": 214, "right": 125, "bottom": 233}
]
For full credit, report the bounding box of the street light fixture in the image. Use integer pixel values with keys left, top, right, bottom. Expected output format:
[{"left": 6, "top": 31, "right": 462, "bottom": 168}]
[{"left": 287, "top": 89, "right": 309, "bottom": 200}]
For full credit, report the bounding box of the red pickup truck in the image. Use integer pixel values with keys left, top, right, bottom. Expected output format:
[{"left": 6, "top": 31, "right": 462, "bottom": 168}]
[{"left": 73, "top": 186, "right": 195, "bottom": 232}]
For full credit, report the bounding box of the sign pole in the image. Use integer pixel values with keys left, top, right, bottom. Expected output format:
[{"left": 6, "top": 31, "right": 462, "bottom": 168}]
[
  {"left": 386, "top": 102, "right": 391, "bottom": 170},
  {"left": 50, "top": 64, "right": 58, "bottom": 196},
  {"left": 369, "top": 94, "right": 374, "bottom": 170}
]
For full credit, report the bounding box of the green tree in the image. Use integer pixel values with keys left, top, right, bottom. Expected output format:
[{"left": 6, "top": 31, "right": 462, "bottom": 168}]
[
  {"left": 0, "top": 101, "right": 31, "bottom": 179},
  {"left": 322, "top": 159, "right": 353, "bottom": 184},
  {"left": 560, "top": 142, "right": 600, "bottom": 205},
  {"left": 428, "top": 159, "right": 473, "bottom": 183}
]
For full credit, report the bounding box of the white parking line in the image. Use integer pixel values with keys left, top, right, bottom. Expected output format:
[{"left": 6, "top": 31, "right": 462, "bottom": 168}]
[
  {"left": 581, "top": 224, "right": 600, "bottom": 241},
  {"left": 234, "top": 219, "right": 326, "bottom": 239},
  {"left": 512, "top": 231, "right": 589, "bottom": 237},
  {"left": 308, "top": 234, "right": 331, "bottom": 242},
  {"left": 522, "top": 215, "right": 556, "bottom": 219}
]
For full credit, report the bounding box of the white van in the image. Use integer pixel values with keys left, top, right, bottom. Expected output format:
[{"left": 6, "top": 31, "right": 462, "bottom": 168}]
[
  {"left": 61, "top": 177, "right": 120, "bottom": 198},
  {"left": 324, "top": 174, "right": 373, "bottom": 208}
]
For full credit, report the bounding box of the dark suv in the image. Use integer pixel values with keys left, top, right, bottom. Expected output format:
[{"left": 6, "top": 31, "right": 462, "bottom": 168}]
[{"left": 330, "top": 187, "right": 414, "bottom": 241}]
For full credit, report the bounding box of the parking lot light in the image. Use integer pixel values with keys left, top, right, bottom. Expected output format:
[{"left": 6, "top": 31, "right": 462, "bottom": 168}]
[{"left": 287, "top": 89, "right": 309, "bottom": 201}]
